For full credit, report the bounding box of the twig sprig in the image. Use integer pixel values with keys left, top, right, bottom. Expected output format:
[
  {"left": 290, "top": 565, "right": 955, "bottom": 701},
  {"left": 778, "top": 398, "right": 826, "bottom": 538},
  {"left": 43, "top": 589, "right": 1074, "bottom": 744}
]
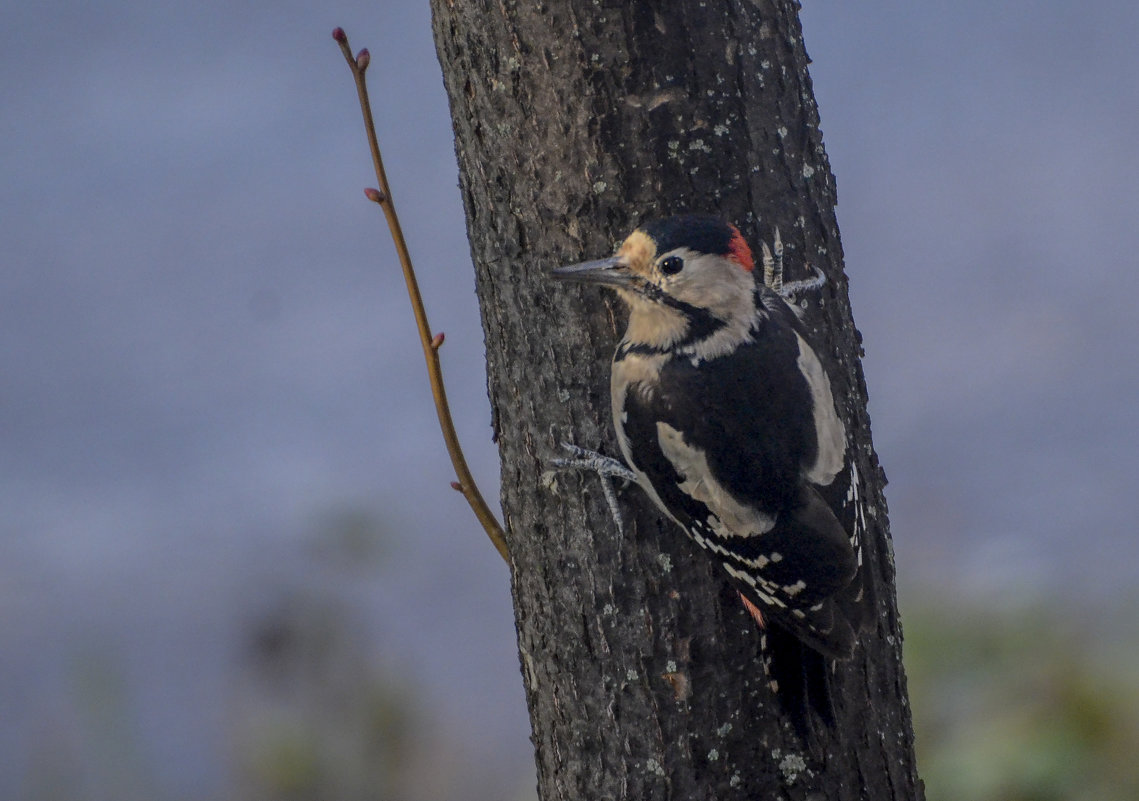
[{"left": 333, "top": 27, "right": 509, "bottom": 563}]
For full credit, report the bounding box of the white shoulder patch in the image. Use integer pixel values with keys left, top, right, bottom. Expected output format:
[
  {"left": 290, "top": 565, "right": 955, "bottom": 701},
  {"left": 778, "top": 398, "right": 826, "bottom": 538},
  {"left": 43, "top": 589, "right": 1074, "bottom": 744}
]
[
  {"left": 656, "top": 422, "right": 774, "bottom": 538},
  {"left": 793, "top": 332, "right": 846, "bottom": 485}
]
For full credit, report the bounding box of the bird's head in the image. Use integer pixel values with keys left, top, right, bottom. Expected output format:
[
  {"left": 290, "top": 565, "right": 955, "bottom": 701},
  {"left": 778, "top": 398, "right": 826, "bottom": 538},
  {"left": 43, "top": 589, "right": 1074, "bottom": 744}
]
[{"left": 552, "top": 214, "right": 758, "bottom": 351}]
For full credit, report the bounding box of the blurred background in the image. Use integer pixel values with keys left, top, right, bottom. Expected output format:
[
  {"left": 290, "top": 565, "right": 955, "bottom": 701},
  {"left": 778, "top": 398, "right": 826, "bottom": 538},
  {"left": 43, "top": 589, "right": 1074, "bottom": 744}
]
[{"left": 2, "top": 1, "right": 1137, "bottom": 799}]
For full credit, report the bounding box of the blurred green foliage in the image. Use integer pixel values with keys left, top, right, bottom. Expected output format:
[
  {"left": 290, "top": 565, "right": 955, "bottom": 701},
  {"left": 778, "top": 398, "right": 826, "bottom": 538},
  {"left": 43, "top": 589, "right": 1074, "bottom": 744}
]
[
  {"left": 234, "top": 592, "right": 419, "bottom": 801},
  {"left": 903, "top": 597, "right": 1139, "bottom": 801},
  {"left": 18, "top": 505, "right": 1139, "bottom": 801}
]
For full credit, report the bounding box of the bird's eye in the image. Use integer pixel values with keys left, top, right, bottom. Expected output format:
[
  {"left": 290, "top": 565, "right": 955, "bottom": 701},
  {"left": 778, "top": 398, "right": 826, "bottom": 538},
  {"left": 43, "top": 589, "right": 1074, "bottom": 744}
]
[{"left": 659, "top": 256, "right": 684, "bottom": 276}]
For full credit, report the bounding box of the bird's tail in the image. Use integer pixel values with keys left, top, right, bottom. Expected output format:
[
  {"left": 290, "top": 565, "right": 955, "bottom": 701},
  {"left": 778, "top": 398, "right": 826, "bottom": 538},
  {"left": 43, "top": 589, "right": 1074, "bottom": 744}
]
[{"left": 761, "top": 623, "right": 836, "bottom": 738}]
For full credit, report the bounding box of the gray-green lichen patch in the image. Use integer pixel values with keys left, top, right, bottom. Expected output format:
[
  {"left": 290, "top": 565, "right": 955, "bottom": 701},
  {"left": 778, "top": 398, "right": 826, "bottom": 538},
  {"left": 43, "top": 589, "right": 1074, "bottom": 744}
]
[{"left": 775, "top": 750, "right": 807, "bottom": 784}]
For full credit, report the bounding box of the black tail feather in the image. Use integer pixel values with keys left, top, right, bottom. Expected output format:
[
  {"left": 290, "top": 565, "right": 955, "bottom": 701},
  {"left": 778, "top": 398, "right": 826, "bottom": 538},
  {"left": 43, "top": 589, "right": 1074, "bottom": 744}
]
[{"left": 762, "top": 624, "right": 835, "bottom": 738}]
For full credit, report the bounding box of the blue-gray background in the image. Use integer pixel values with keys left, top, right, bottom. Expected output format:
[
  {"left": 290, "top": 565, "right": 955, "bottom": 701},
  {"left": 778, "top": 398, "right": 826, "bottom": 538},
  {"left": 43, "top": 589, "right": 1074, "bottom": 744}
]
[{"left": 3, "top": 2, "right": 1137, "bottom": 799}]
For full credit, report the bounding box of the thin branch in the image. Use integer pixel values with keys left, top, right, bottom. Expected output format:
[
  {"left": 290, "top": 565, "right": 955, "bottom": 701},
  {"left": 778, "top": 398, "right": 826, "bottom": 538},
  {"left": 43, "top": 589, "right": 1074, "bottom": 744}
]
[{"left": 333, "top": 27, "right": 509, "bottom": 564}]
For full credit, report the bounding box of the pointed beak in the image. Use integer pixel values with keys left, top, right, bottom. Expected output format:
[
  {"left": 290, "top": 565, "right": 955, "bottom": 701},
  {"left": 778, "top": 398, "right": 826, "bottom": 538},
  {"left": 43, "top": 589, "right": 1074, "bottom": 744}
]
[{"left": 550, "top": 255, "right": 636, "bottom": 290}]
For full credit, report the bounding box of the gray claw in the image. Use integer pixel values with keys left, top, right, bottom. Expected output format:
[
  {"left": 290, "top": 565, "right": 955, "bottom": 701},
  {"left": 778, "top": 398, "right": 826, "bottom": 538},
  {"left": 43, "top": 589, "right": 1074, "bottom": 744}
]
[
  {"left": 761, "top": 227, "right": 826, "bottom": 298},
  {"left": 550, "top": 442, "right": 637, "bottom": 536},
  {"left": 778, "top": 264, "right": 826, "bottom": 297}
]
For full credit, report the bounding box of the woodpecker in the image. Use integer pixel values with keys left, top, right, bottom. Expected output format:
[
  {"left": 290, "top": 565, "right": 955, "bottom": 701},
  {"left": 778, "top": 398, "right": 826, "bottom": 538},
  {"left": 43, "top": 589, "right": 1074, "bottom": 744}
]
[{"left": 551, "top": 214, "right": 863, "bottom": 721}]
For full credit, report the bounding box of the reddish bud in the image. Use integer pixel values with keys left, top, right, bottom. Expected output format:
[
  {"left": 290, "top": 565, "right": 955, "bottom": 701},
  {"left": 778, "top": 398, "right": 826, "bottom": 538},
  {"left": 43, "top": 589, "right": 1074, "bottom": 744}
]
[
  {"left": 356, "top": 48, "right": 370, "bottom": 71},
  {"left": 430, "top": 332, "right": 445, "bottom": 350},
  {"left": 450, "top": 481, "right": 463, "bottom": 492},
  {"left": 364, "top": 187, "right": 385, "bottom": 203},
  {"left": 332, "top": 27, "right": 347, "bottom": 43}
]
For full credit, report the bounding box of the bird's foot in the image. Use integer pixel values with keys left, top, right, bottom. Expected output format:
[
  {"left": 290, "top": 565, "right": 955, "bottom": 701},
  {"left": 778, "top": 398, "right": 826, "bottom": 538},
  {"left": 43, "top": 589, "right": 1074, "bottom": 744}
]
[
  {"left": 760, "top": 227, "right": 827, "bottom": 298},
  {"left": 549, "top": 443, "right": 636, "bottom": 535}
]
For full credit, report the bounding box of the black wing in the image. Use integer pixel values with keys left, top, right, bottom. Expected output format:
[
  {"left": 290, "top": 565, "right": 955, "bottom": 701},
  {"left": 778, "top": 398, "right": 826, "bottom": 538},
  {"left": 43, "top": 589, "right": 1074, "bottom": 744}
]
[{"left": 620, "top": 306, "right": 858, "bottom": 657}]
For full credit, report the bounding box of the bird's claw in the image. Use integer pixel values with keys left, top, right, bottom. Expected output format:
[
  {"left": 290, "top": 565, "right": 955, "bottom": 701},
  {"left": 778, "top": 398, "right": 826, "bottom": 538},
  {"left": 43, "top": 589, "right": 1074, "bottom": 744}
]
[
  {"left": 761, "top": 227, "right": 827, "bottom": 299},
  {"left": 550, "top": 443, "right": 636, "bottom": 536}
]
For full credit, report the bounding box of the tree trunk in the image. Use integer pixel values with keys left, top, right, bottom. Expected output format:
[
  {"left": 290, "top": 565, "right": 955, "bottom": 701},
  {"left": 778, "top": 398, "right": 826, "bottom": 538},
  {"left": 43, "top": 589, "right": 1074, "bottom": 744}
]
[{"left": 429, "top": 1, "right": 923, "bottom": 799}]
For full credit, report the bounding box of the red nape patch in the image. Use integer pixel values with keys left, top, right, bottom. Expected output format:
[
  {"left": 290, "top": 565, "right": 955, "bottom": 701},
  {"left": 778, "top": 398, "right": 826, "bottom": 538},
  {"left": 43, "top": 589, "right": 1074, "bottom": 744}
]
[
  {"left": 728, "top": 226, "right": 755, "bottom": 272},
  {"left": 738, "top": 591, "right": 766, "bottom": 629}
]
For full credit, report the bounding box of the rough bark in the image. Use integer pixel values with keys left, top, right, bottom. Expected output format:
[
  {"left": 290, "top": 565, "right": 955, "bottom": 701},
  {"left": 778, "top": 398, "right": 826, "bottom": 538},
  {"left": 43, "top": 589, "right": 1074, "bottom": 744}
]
[{"left": 429, "top": 1, "right": 923, "bottom": 799}]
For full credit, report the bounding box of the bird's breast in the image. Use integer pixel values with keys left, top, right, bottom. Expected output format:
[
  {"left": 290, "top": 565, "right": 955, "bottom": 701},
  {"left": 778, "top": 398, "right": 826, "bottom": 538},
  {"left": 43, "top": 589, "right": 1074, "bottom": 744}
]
[{"left": 610, "top": 350, "right": 667, "bottom": 465}]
